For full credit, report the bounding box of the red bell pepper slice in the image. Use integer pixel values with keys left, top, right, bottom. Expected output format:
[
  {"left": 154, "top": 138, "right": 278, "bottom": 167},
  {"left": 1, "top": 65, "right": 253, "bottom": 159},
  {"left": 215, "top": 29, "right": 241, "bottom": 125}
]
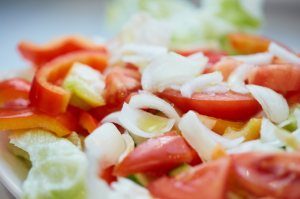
[
  {"left": 29, "top": 51, "right": 108, "bottom": 116},
  {"left": 79, "top": 111, "right": 99, "bottom": 134},
  {"left": 0, "top": 107, "right": 78, "bottom": 137},
  {"left": 0, "top": 78, "right": 31, "bottom": 104},
  {"left": 18, "top": 35, "right": 107, "bottom": 67}
]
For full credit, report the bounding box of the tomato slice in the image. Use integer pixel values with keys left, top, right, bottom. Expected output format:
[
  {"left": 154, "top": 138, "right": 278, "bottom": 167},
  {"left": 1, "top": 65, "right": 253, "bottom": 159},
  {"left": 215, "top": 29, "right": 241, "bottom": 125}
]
[
  {"left": 147, "top": 156, "right": 231, "bottom": 199},
  {"left": 207, "top": 58, "right": 243, "bottom": 80},
  {"left": 247, "top": 64, "right": 300, "bottom": 92},
  {"left": 231, "top": 152, "right": 300, "bottom": 199},
  {"left": 18, "top": 35, "right": 106, "bottom": 67},
  {"left": 113, "top": 131, "right": 201, "bottom": 177},
  {"left": 104, "top": 67, "right": 141, "bottom": 107},
  {"left": 158, "top": 89, "right": 262, "bottom": 121}
]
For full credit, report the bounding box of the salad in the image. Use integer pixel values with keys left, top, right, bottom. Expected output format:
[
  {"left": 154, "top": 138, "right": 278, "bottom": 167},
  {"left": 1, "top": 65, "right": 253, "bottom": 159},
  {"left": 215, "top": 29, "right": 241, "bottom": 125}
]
[{"left": 2, "top": 0, "right": 300, "bottom": 199}]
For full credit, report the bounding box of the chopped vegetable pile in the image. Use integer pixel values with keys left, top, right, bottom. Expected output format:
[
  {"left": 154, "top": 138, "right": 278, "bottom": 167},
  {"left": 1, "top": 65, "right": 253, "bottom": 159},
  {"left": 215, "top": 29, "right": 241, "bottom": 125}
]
[{"left": 2, "top": 1, "right": 300, "bottom": 199}]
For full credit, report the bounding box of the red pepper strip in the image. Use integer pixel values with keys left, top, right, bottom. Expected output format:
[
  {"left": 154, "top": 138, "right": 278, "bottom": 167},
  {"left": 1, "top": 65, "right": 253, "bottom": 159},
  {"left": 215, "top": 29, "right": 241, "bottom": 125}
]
[
  {"left": 0, "top": 107, "right": 78, "bottom": 137},
  {"left": 0, "top": 78, "right": 31, "bottom": 104},
  {"left": 100, "top": 165, "right": 117, "bottom": 185},
  {"left": 29, "top": 51, "right": 108, "bottom": 116},
  {"left": 79, "top": 111, "right": 98, "bottom": 134},
  {"left": 18, "top": 35, "right": 107, "bottom": 67}
]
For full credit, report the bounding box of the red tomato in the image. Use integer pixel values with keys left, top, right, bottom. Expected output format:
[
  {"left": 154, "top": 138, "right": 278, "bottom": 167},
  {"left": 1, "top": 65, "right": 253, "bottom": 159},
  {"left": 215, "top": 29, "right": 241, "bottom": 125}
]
[
  {"left": 79, "top": 111, "right": 98, "bottom": 133},
  {"left": 285, "top": 90, "right": 300, "bottom": 105},
  {"left": 247, "top": 64, "right": 300, "bottom": 92},
  {"left": 113, "top": 131, "right": 201, "bottom": 177},
  {"left": 207, "top": 58, "right": 243, "bottom": 80},
  {"left": 104, "top": 67, "right": 141, "bottom": 107},
  {"left": 231, "top": 152, "right": 300, "bottom": 199},
  {"left": 100, "top": 165, "right": 117, "bottom": 185},
  {"left": 158, "top": 89, "right": 262, "bottom": 121},
  {"left": 147, "top": 156, "right": 231, "bottom": 199}
]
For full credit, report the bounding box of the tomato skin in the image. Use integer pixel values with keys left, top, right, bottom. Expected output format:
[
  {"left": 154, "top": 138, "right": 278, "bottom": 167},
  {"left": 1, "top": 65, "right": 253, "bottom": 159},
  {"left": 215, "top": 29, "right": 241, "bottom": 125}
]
[
  {"left": 113, "top": 131, "right": 201, "bottom": 177},
  {"left": 158, "top": 89, "right": 262, "bottom": 121},
  {"left": 231, "top": 152, "right": 300, "bottom": 199},
  {"left": 247, "top": 64, "right": 300, "bottom": 92},
  {"left": 147, "top": 156, "right": 231, "bottom": 199}
]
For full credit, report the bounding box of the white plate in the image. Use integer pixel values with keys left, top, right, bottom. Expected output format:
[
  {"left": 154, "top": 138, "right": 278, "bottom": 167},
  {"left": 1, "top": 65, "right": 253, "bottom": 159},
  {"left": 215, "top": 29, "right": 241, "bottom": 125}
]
[{"left": 0, "top": 132, "right": 29, "bottom": 199}]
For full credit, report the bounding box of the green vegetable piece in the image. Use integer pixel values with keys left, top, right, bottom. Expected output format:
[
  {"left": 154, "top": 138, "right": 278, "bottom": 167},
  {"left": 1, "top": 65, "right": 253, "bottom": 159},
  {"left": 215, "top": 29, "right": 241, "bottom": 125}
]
[{"left": 169, "top": 163, "right": 192, "bottom": 177}]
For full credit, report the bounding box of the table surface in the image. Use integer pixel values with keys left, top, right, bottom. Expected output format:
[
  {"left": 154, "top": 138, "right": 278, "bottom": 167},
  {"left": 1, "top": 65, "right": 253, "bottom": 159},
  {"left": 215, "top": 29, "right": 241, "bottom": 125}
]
[{"left": 0, "top": 1, "right": 300, "bottom": 198}]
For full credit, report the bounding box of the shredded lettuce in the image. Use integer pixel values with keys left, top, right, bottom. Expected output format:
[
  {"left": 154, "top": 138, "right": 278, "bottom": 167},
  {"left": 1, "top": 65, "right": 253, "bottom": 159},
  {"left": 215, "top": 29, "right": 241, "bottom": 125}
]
[{"left": 9, "top": 129, "right": 88, "bottom": 199}]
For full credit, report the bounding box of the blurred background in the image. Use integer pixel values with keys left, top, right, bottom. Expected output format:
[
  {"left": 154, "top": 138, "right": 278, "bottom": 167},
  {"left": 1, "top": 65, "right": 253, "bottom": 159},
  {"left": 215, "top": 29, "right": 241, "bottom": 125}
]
[
  {"left": 0, "top": 0, "right": 300, "bottom": 71},
  {"left": 0, "top": 0, "right": 300, "bottom": 198}
]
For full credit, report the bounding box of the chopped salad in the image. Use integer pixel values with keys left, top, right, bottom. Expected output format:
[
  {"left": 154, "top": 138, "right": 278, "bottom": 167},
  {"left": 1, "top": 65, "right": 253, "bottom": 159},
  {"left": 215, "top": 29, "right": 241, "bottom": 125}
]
[{"left": 2, "top": 1, "right": 300, "bottom": 199}]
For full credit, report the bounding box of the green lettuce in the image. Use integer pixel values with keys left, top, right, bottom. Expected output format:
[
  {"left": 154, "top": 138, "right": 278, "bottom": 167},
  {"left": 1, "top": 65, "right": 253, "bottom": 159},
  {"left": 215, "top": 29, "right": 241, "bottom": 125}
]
[{"left": 9, "top": 129, "right": 88, "bottom": 199}]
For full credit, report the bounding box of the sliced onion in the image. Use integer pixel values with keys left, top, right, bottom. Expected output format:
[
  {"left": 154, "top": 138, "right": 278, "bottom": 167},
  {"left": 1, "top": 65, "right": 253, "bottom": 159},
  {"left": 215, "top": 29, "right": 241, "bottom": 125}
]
[
  {"left": 246, "top": 85, "right": 289, "bottom": 124},
  {"left": 129, "top": 93, "right": 181, "bottom": 126},
  {"left": 179, "top": 111, "right": 217, "bottom": 161},
  {"left": 142, "top": 52, "right": 208, "bottom": 92},
  {"left": 180, "top": 71, "right": 223, "bottom": 98},
  {"left": 260, "top": 118, "right": 284, "bottom": 147},
  {"left": 119, "top": 103, "right": 175, "bottom": 139},
  {"left": 195, "top": 113, "right": 217, "bottom": 130},
  {"left": 84, "top": 123, "right": 126, "bottom": 168},
  {"left": 202, "top": 84, "right": 229, "bottom": 94},
  {"left": 268, "top": 42, "right": 300, "bottom": 64},
  {"left": 187, "top": 52, "right": 205, "bottom": 61},
  {"left": 179, "top": 111, "right": 245, "bottom": 161},
  {"left": 230, "top": 52, "right": 274, "bottom": 65},
  {"left": 227, "top": 64, "right": 253, "bottom": 94},
  {"left": 109, "top": 178, "right": 152, "bottom": 199},
  {"left": 101, "top": 112, "right": 122, "bottom": 126},
  {"left": 294, "top": 108, "right": 300, "bottom": 128},
  {"left": 226, "top": 140, "right": 284, "bottom": 154},
  {"left": 118, "top": 131, "right": 135, "bottom": 163},
  {"left": 157, "top": 76, "right": 193, "bottom": 92}
]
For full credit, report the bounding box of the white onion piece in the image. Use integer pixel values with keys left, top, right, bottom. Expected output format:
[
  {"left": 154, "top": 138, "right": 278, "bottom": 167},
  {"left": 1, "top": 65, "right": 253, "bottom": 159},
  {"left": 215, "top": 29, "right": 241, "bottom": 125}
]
[
  {"left": 170, "top": 85, "right": 181, "bottom": 91},
  {"left": 227, "top": 140, "right": 284, "bottom": 154},
  {"left": 227, "top": 64, "right": 253, "bottom": 94},
  {"left": 157, "top": 76, "right": 193, "bottom": 92},
  {"left": 195, "top": 114, "right": 217, "bottom": 130},
  {"left": 260, "top": 118, "right": 285, "bottom": 147},
  {"left": 142, "top": 52, "right": 208, "bottom": 92},
  {"left": 179, "top": 111, "right": 245, "bottom": 161},
  {"left": 129, "top": 93, "right": 181, "bottom": 125},
  {"left": 109, "top": 43, "right": 168, "bottom": 68},
  {"left": 202, "top": 84, "right": 229, "bottom": 94},
  {"left": 101, "top": 112, "right": 122, "bottom": 126},
  {"left": 109, "top": 178, "right": 152, "bottom": 199},
  {"left": 180, "top": 71, "right": 223, "bottom": 98},
  {"left": 85, "top": 123, "right": 126, "bottom": 168},
  {"left": 246, "top": 85, "right": 289, "bottom": 124},
  {"left": 278, "top": 119, "right": 291, "bottom": 128},
  {"left": 119, "top": 103, "right": 175, "bottom": 139},
  {"left": 187, "top": 52, "right": 205, "bottom": 61},
  {"left": 268, "top": 42, "right": 300, "bottom": 64},
  {"left": 255, "top": 110, "right": 268, "bottom": 118},
  {"left": 230, "top": 52, "right": 274, "bottom": 65},
  {"left": 118, "top": 131, "right": 135, "bottom": 163},
  {"left": 179, "top": 111, "right": 217, "bottom": 161}
]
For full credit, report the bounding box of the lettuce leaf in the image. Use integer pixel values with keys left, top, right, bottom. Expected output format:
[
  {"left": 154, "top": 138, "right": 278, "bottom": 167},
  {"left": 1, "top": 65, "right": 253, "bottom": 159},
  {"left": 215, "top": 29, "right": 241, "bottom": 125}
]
[{"left": 9, "top": 129, "right": 88, "bottom": 199}]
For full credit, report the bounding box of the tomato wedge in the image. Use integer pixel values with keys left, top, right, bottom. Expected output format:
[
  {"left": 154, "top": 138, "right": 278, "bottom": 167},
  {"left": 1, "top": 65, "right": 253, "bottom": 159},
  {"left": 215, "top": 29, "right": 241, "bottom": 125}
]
[
  {"left": 231, "top": 152, "right": 300, "bottom": 199},
  {"left": 207, "top": 58, "right": 243, "bottom": 80},
  {"left": 18, "top": 35, "right": 106, "bottom": 67},
  {"left": 30, "top": 51, "right": 108, "bottom": 115},
  {"left": 113, "top": 131, "right": 201, "bottom": 177},
  {"left": 175, "top": 49, "right": 228, "bottom": 64},
  {"left": 147, "top": 156, "right": 231, "bottom": 199},
  {"left": 247, "top": 64, "right": 300, "bottom": 92},
  {"left": 158, "top": 89, "right": 262, "bottom": 121}
]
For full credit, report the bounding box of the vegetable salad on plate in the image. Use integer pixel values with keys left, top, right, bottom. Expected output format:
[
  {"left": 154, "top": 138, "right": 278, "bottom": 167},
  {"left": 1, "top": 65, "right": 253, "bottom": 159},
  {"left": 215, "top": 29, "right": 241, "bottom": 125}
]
[{"left": 2, "top": 0, "right": 300, "bottom": 198}]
